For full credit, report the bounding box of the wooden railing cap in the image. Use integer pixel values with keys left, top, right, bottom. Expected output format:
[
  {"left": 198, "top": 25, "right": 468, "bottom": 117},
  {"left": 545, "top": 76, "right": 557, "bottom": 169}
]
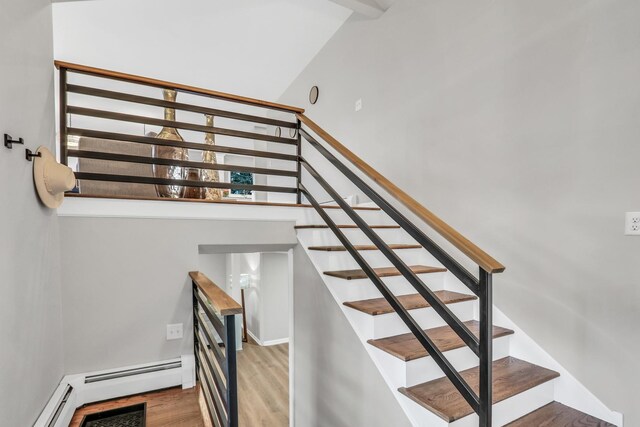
[
  {"left": 297, "top": 114, "right": 505, "bottom": 274},
  {"left": 54, "top": 60, "right": 305, "bottom": 114},
  {"left": 190, "top": 271, "right": 243, "bottom": 316}
]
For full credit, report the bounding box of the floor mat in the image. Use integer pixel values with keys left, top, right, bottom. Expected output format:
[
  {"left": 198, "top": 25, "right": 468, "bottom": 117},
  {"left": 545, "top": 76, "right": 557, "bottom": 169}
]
[{"left": 80, "top": 403, "right": 146, "bottom": 427}]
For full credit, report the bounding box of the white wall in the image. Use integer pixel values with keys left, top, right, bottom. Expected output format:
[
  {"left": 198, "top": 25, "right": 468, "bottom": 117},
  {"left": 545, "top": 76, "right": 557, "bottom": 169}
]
[
  {"left": 260, "top": 252, "right": 290, "bottom": 343},
  {"left": 280, "top": 0, "right": 640, "bottom": 423},
  {"left": 197, "top": 252, "right": 227, "bottom": 291},
  {"left": 230, "top": 252, "right": 262, "bottom": 339},
  {"left": 226, "top": 252, "right": 290, "bottom": 345},
  {"left": 51, "top": 0, "right": 350, "bottom": 206},
  {"left": 52, "top": 0, "right": 351, "bottom": 103},
  {"left": 0, "top": 0, "right": 65, "bottom": 425},
  {"left": 58, "top": 217, "right": 297, "bottom": 373},
  {"left": 292, "top": 246, "right": 411, "bottom": 426}
]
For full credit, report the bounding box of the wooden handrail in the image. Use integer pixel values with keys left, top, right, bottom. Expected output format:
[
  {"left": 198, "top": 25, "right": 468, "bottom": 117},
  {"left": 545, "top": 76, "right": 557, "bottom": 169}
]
[
  {"left": 297, "top": 114, "right": 505, "bottom": 274},
  {"left": 190, "top": 271, "right": 243, "bottom": 316},
  {"left": 54, "top": 60, "right": 305, "bottom": 114}
]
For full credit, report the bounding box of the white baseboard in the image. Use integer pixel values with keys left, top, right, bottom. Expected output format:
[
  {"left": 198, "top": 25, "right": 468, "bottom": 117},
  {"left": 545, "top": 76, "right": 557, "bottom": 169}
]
[
  {"left": 34, "top": 383, "right": 76, "bottom": 427},
  {"left": 247, "top": 329, "right": 289, "bottom": 347},
  {"left": 262, "top": 337, "right": 290, "bottom": 346},
  {"left": 34, "top": 355, "right": 195, "bottom": 427}
]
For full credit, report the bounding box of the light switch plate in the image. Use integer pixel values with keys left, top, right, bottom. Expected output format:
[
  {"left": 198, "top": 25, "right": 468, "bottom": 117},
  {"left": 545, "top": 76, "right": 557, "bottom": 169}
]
[
  {"left": 625, "top": 212, "right": 640, "bottom": 235},
  {"left": 355, "top": 99, "right": 362, "bottom": 112},
  {"left": 166, "top": 323, "right": 183, "bottom": 340}
]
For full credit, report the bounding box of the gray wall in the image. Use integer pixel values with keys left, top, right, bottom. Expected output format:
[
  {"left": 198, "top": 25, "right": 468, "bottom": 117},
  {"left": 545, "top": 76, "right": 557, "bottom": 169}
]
[
  {"left": 197, "top": 252, "right": 228, "bottom": 291},
  {"left": 292, "top": 247, "right": 411, "bottom": 427},
  {"left": 59, "top": 217, "right": 296, "bottom": 373},
  {"left": 260, "top": 252, "right": 290, "bottom": 343},
  {"left": 0, "top": 0, "right": 65, "bottom": 425},
  {"left": 281, "top": 0, "right": 640, "bottom": 423}
]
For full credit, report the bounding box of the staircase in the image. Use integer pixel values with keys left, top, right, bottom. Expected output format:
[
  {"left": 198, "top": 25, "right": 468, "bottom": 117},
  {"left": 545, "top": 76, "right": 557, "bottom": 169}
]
[
  {"left": 55, "top": 61, "right": 620, "bottom": 427},
  {"left": 290, "top": 117, "right": 619, "bottom": 425},
  {"left": 295, "top": 212, "right": 616, "bottom": 426}
]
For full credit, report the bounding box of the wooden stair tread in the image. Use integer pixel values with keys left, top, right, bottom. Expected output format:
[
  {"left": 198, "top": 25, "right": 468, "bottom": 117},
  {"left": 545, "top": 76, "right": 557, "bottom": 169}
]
[
  {"left": 368, "top": 320, "right": 513, "bottom": 361},
  {"left": 344, "top": 290, "right": 475, "bottom": 316},
  {"left": 506, "top": 402, "right": 616, "bottom": 426},
  {"left": 399, "top": 357, "right": 560, "bottom": 422},
  {"left": 295, "top": 224, "right": 399, "bottom": 229},
  {"left": 324, "top": 265, "right": 447, "bottom": 280},
  {"left": 308, "top": 244, "right": 421, "bottom": 251}
]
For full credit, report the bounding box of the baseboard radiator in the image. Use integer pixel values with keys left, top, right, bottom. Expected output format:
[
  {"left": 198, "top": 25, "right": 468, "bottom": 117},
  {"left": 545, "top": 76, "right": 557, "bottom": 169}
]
[{"left": 84, "top": 360, "right": 182, "bottom": 384}]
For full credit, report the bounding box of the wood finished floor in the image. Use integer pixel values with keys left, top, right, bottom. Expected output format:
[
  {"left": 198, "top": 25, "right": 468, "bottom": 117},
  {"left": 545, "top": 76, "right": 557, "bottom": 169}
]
[
  {"left": 70, "top": 338, "right": 288, "bottom": 427},
  {"left": 237, "top": 337, "right": 289, "bottom": 427},
  {"left": 70, "top": 386, "right": 204, "bottom": 427}
]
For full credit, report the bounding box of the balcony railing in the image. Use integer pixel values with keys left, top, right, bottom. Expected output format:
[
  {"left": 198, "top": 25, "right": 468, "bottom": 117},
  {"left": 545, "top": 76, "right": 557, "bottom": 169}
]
[
  {"left": 58, "top": 61, "right": 505, "bottom": 427},
  {"left": 191, "top": 271, "right": 242, "bottom": 427}
]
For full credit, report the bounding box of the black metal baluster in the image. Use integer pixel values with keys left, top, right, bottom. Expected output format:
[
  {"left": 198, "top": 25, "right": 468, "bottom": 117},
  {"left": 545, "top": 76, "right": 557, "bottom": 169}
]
[
  {"left": 299, "top": 129, "right": 480, "bottom": 295},
  {"left": 192, "top": 281, "right": 200, "bottom": 383},
  {"left": 296, "top": 119, "right": 302, "bottom": 204},
  {"left": 479, "top": 268, "right": 493, "bottom": 427},
  {"left": 59, "top": 67, "right": 68, "bottom": 165},
  {"left": 224, "top": 315, "right": 238, "bottom": 427},
  {"left": 299, "top": 182, "right": 481, "bottom": 413}
]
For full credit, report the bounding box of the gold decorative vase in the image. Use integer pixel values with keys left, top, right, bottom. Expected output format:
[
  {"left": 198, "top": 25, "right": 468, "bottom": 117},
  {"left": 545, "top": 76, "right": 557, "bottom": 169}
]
[
  {"left": 183, "top": 167, "right": 205, "bottom": 199},
  {"left": 152, "top": 89, "right": 188, "bottom": 198},
  {"left": 202, "top": 114, "right": 223, "bottom": 200}
]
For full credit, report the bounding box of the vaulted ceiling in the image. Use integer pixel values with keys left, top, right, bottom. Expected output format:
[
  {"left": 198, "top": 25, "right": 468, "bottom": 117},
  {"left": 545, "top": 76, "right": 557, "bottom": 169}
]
[{"left": 52, "top": 0, "right": 353, "bottom": 103}]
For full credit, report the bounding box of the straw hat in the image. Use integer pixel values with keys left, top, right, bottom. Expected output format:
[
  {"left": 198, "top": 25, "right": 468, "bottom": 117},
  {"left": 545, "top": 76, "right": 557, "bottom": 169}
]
[{"left": 33, "top": 146, "right": 76, "bottom": 208}]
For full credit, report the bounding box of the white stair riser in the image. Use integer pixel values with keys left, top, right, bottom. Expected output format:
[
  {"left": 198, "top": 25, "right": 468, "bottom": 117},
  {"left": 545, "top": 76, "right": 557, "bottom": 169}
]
[
  {"left": 306, "top": 248, "right": 437, "bottom": 272},
  {"left": 452, "top": 380, "right": 556, "bottom": 427},
  {"left": 370, "top": 300, "right": 476, "bottom": 339},
  {"left": 444, "top": 274, "right": 477, "bottom": 295},
  {"left": 325, "top": 273, "right": 446, "bottom": 302},
  {"left": 371, "top": 335, "right": 511, "bottom": 388},
  {"left": 401, "top": 379, "right": 556, "bottom": 427},
  {"left": 298, "top": 208, "right": 391, "bottom": 225},
  {"left": 296, "top": 228, "right": 414, "bottom": 246}
]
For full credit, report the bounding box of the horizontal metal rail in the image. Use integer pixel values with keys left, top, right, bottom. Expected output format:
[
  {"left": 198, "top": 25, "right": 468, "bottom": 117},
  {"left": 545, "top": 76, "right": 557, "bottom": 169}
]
[
  {"left": 74, "top": 172, "right": 298, "bottom": 194},
  {"left": 196, "top": 327, "right": 228, "bottom": 402},
  {"left": 58, "top": 61, "right": 304, "bottom": 114},
  {"left": 67, "top": 84, "right": 297, "bottom": 129},
  {"left": 194, "top": 293, "right": 229, "bottom": 378},
  {"left": 298, "top": 114, "right": 504, "bottom": 273},
  {"left": 298, "top": 182, "right": 481, "bottom": 413},
  {"left": 68, "top": 106, "right": 297, "bottom": 145},
  {"left": 196, "top": 302, "right": 227, "bottom": 347},
  {"left": 194, "top": 286, "right": 228, "bottom": 350},
  {"left": 195, "top": 309, "right": 227, "bottom": 371},
  {"left": 300, "top": 157, "right": 480, "bottom": 354},
  {"left": 193, "top": 276, "right": 238, "bottom": 427},
  {"left": 68, "top": 128, "right": 298, "bottom": 162},
  {"left": 198, "top": 345, "right": 228, "bottom": 426},
  {"left": 300, "top": 128, "right": 480, "bottom": 294},
  {"left": 300, "top": 159, "right": 480, "bottom": 355},
  {"left": 68, "top": 149, "right": 297, "bottom": 178},
  {"left": 199, "top": 363, "right": 224, "bottom": 427}
]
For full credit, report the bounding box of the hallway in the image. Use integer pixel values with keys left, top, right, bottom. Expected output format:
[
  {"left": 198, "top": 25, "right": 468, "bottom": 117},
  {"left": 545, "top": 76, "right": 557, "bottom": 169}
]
[{"left": 237, "top": 337, "right": 289, "bottom": 426}]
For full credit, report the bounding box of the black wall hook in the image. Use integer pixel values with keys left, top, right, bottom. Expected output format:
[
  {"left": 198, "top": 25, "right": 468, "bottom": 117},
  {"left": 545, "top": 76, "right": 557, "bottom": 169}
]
[
  {"left": 4, "top": 134, "right": 24, "bottom": 149},
  {"left": 25, "top": 149, "right": 41, "bottom": 161}
]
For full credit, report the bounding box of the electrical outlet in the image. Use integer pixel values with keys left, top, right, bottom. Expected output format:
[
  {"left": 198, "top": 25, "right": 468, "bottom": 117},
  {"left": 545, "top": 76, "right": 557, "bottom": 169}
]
[
  {"left": 166, "top": 323, "right": 183, "bottom": 340},
  {"left": 625, "top": 212, "right": 640, "bottom": 235},
  {"left": 355, "top": 98, "right": 362, "bottom": 112}
]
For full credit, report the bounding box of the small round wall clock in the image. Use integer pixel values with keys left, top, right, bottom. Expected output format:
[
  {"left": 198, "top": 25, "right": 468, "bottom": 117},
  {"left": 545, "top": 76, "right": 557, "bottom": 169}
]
[{"left": 309, "top": 86, "right": 319, "bottom": 104}]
